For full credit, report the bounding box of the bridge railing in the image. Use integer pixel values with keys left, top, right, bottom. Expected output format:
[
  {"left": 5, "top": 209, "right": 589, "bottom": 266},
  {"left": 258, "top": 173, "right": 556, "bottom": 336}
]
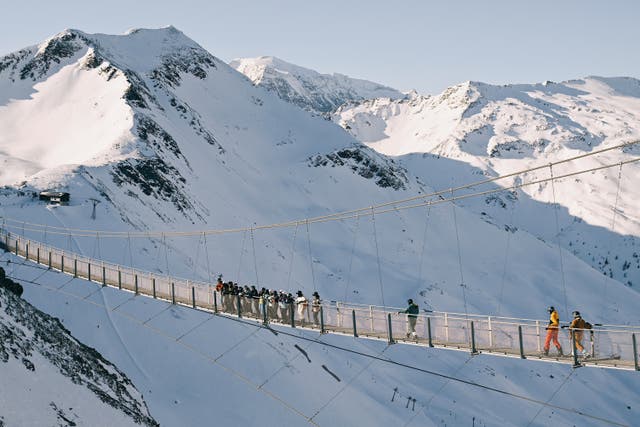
[{"left": 2, "top": 231, "right": 639, "bottom": 371}]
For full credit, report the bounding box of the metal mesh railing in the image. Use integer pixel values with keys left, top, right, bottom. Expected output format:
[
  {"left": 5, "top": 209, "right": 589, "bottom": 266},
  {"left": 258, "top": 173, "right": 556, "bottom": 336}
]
[{"left": 2, "top": 231, "right": 639, "bottom": 371}]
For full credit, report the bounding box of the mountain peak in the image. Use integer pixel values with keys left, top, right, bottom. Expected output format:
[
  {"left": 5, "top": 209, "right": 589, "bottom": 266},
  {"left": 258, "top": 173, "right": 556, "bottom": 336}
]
[{"left": 230, "top": 56, "right": 404, "bottom": 114}]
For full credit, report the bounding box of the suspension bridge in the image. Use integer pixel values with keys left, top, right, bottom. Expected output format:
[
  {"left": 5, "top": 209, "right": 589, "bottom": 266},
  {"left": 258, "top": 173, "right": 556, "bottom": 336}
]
[
  {"left": 2, "top": 141, "right": 640, "bottom": 372},
  {"left": 2, "top": 230, "right": 639, "bottom": 371}
]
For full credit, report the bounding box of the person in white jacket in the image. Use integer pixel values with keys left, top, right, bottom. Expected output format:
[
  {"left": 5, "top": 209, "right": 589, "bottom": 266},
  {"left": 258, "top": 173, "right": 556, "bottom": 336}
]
[{"left": 295, "top": 290, "right": 308, "bottom": 325}]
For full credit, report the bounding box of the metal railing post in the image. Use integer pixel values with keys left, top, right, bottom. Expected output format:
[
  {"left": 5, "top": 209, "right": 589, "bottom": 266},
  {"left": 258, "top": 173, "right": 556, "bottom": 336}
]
[
  {"left": 369, "top": 305, "right": 374, "bottom": 332},
  {"left": 471, "top": 321, "right": 478, "bottom": 355},
  {"left": 444, "top": 312, "right": 449, "bottom": 343},
  {"left": 73, "top": 259, "right": 77, "bottom": 278},
  {"left": 352, "top": 310, "right": 358, "bottom": 337},
  {"left": 118, "top": 269, "right": 122, "bottom": 290},
  {"left": 237, "top": 294, "right": 242, "bottom": 318},
  {"left": 152, "top": 278, "right": 156, "bottom": 298},
  {"left": 633, "top": 333, "right": 639, "bottom": 371},
  {"left": 487, "top": 316, "right": 493, "bottom": 349},
  {"left": 262, "top": 300, "right": 268, "bottom": 325},
  {"left": 427, "top": 317, "right": 433, "bottom": 347},
  {"left": 213, "top": 292, "right": 218, "bottom": 313},
  {"left": 25, "top": 242, "right": 29, "bottom": 259},
  {"left": 88, "top": 263, "right": 91, "bottom": 282},
  {"left": 171, "top": 282, "right": 175, "bottom": 304},
  {"left": 387, "top": 313, "right": 394, "bottom": 344},
  {"left": 320, "top": 306, "right": 325, "bottom": 334},
  {"left": 134, "top": 274, "right": 139, "bottom": 295},
  {"left": 48, "top": 251, "right": 52, "bottom": 269},
  {"left": 102, "top": 265, "right": 106, "bottom": 287},
  {"left": 61, "top": 255, "right": 64, "bottom": 273},
  {"left": 290, "top": 303, "right": 295, "bottom": 328},
  {"left": 536, "top": 320, "right": 541, "bottom": 352},
  {"left": 37, "top": 247, "right": 40, "bottom": 264},
  {"left": 191, "top": 287, "right": 196, "bottom": 308},
  {"left": 518, "top": 325, "right": 526, "bottom": 359},
  {"left": 14, "top": 239, "right": 18, "bottom": 255}
]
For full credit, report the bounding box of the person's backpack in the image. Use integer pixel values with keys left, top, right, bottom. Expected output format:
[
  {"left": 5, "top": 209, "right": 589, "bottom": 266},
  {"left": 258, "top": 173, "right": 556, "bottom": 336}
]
[{"left": 584, "top": 321, "right": 592, "bottom": 330}]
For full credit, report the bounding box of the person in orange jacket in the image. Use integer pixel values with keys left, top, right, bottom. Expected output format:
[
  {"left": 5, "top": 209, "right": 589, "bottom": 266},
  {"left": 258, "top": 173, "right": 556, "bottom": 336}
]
[{"left": 543, "top": 306, "right": 563, "bottom": 356}]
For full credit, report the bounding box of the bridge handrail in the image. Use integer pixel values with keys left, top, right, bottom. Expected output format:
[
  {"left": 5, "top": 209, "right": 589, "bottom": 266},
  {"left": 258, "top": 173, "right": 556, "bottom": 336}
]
[{"left": 2, "top": 230, "right": 640, "bottom": 371}]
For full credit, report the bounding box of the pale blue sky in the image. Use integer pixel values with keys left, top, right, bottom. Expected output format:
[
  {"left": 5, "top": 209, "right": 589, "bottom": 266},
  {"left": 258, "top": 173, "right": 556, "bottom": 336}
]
[{"left": 2, "top": 0, "right": 638, "bottom": 94}]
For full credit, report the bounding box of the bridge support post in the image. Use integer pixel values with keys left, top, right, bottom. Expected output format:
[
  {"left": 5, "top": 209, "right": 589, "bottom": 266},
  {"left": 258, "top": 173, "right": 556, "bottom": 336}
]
[
  {"left": 290, "top": 303, "right": 295, "bottom": 328},
  {"left": 61, "top": 255, "right": 64, "bottom": 273},
  {"left": 236, "top": 294, "right": 242, "bottom": 318},
  {"left": 134, "top": 274, "right": 139, "bottom": 295},
  {"left": 74, "top": 259, "right": 77, "bottom": 278},
  {"left": 118, "top": 270, "right": 122, "bottom": 290},
  {"left": 88, "top": 263, "right": 91, "bottom": 282},
  {"left": 471, "top": 321, "right": 478, "bottom": 355},
  {"left": 15, "top": 239, "right": 18, "bottom": 255},
  {"left": 37, "top": 247, "right": 40, "bottom": 264},
  {"left": 25, "top": 242, "right": 29, "bottom": 260},
  {"left": 518, "top": 325, "right": 526, "bottom": 359},
  {"left": 427, "top": 317, "right": 433, "bottom": 347},
  {"left": 48, "top": 251, "right": 52, "bottom": 269},
  {"left": 387, "top": 313, "right": 394, "bottom": 344},
  {"left": 152, "top": 278, "right": 156, "bottom": 298},
  {"left": 320, "top": 306, "right": 325, "bottom": 334},
  {"left": 352, "top": 310, "right": 358, "bottom": 338},
  {"left": 633, "top": 333, "right": 639, "bottom": 371},
  {"left": 102, "top": 266, "right": 106, "bottom": 287},
  {"left": 262, "top": 300, "right": 268, "bottom": 325},
  {"left": 171, "top": 282, "right": 176, "bottom": 304},
  {"left": 571, "top": 330, "right": 581, "bottom": 368},
  {"left": 191, "top": 286, "right": 196, "bottom": 309}
]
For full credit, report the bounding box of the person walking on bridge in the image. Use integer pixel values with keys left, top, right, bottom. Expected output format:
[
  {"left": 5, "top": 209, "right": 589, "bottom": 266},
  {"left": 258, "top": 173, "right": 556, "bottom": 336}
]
[
  {"left": 543, "top": 306, "right": 563, "bottom": 356},
  {"left": 399, "top": 299, "right": 419, "bottom": 339},
  {"left": 567, "top": 311, "right": 591, "bottom": 358}
]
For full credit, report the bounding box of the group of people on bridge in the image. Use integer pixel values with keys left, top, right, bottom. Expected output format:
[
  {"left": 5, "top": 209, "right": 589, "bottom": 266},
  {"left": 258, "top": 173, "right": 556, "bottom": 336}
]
[{"left": 215, "top": 277, "right": 322, "bottom": 326}]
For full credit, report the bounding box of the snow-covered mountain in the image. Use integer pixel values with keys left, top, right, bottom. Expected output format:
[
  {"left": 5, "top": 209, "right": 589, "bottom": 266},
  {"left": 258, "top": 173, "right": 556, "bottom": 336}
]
[
  {"left": 230, "top": 56, "right": 404, "bottom": 115},
  {"left": 1, "top": 27, "right": 640, "bottom": 426},
  {"left": 0, "top": 269, "right": 157, "bottom": 426},
  {"left": 331, "top": 78, "right": 640, "bottom": 293}
]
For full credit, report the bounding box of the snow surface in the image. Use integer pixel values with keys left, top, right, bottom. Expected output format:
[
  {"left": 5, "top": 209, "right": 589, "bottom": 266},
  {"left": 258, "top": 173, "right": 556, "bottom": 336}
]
[
  {"left": 1, "top": 27, "right": 640, "bottom": 426},
  {"left": 4, "top": 254, "right": 639, "bottom": 427}
]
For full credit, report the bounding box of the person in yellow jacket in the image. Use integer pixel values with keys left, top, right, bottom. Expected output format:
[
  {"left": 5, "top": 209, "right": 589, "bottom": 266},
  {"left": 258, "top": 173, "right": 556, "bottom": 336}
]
[{"left": 543, "top": 306, "right": 563, "bottom": 356}]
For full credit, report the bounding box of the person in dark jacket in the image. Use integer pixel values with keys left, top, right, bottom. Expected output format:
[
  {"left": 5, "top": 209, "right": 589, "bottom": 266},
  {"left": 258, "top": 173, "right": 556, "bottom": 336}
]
[{"left": 399, "top": 299, "right": 419, "bottom": 339}]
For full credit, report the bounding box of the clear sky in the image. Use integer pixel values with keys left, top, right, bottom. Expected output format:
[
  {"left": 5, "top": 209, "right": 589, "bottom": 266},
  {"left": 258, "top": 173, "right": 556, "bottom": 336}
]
[{"left": 1, "top": 0, "right": 638, "bottom": 94}]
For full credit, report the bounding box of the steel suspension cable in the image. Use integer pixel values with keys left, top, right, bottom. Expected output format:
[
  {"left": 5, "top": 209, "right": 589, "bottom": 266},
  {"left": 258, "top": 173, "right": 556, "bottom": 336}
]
[
  {"left": 306, "top": 220, "right": 316, "bottom": 293},
  {"left": 286, "top": 222, "right": 299, "bottom": 290},
  {"left": 549, "top": 165, "right": 569, "bottom": 320},
  {"left": 371, "top": 207, "right": 386, "bottom": 308},
  {"left": 496, "top": 195, "right": 516, "bottom": 316},
  {"left": 343, "top": 215, "right": 360, "bottom": 303},
  {"left": 251, "top": 227, "right": 260, "bottom": 287},
  {"left": 236, "top": 229, "right": 248, "bottom": 284},
  {"left": 4, "top": 140, "right": 638, "bottom": 239},
  {"left": 450, "top": 191, "right": 469, "bottom": 319},
  {"left": 416, "top": 203, "right": 433, "bottom": 288},
  {"left": 600, "top": 163, "right": 624, "bottom": 322}
]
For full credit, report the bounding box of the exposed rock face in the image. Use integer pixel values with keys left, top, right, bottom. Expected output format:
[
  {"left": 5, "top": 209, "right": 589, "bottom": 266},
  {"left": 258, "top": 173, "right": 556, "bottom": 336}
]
[{"left": 0, "top": 276, "right": 158, "bottom": 426}]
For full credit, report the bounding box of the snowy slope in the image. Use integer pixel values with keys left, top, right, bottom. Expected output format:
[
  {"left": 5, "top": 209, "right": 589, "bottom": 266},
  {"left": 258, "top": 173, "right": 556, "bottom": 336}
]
[
  {"left": 4, "top": 255, "right": 639, "bottom": 427},
  {"left": 230, "top": 56, "right": 404, "bottom": 114},
  {"left": 333, "top": 78, "right": 640, "bottom": 292},
  {"left": 0, "top": 278, "right": 157, "bottom": 426}
]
